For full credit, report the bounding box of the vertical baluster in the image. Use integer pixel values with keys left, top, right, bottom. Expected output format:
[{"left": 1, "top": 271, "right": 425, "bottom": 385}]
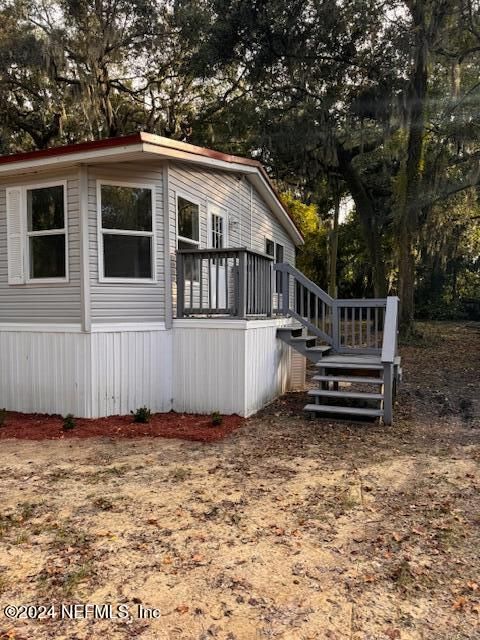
[
  {"left": 254, "top": 256, "right": 260, "bottom": 315},
  {"left": 247, "top": 254, "right": 251, "bottom": 314},
  {"left": 351, "top": 307, "right": 355, "bottom": 347},
  {"left": 359, "top": 306, "right": 363, "bottom": 346},
  {"left": 199, "top": 255, "right": 203, "bottom": 311},
  {"left": 253, "top": 255, "right": 257, "bottom": 314},
  {"left": 263, "top": 260, "right": 267, "bottom": 314},
  {"left": 366, "top": 307, "right": 371, "bottom": 348},
  {"left": 208, "top": 256, "right": 212, "bottom": 311},
  {"left": 177, "top": 252, "right": 185, "bottom": 318},
  {"left": 189, "top": 256, "right": 193, "bottom": 310},
  {"left": 374, "top": 307, "right": 379, "bottom": 348},
  {"left": 224, "top": 255, "right": 228, "bottom": 313}
]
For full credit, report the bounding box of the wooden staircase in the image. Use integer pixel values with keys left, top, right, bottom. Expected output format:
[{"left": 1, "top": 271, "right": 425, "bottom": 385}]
[{"left": 274, "top": 265, "right": 401, "bottom": 425}]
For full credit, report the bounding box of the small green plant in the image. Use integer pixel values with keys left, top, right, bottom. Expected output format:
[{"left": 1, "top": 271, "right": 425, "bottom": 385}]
[
  {"left": 132, "top": 406, "right": 152, "bottom": 423},
  {"left": 211, "top": 411, "right": 223, "bottom": 426},
  {"left": 62, "top": 413, "right": 76, "bottom": 431},
  {"left": 0, "top": 408, "right": 6, "bottom": 427}
]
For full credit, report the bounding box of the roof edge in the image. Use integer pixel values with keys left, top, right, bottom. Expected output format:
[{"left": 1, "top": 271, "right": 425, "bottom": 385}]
[{"left": 0, "top": 133, "right": 303, "bottom": 244}]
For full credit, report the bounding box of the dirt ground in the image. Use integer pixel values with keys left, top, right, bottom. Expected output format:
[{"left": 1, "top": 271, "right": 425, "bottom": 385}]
[{"left": 0, "top": 321, "right": 479, "bottom": 640}]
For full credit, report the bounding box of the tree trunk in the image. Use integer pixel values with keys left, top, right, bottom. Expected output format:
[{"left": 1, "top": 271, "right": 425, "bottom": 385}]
[
  {"left": 398, "top": 1, "right": 449, "bottom": 335},
  {"left": 397, "top": 3, "right": 429, "bottom": 336},
  {"left": 336, "top": 145, "right": 387, "bottom": 297},
  {"left": 328, "top": 189, "right": 340, "bottom": 297}
]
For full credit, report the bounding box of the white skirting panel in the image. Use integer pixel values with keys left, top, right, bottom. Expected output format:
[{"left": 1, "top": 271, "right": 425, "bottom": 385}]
[
  {"left": 244, "top": 324, "right": 291, "bottom": 416},
  {"left": 0, "top": 330, "right": 91, "bottom": 416},
  {"left": 91, "top": 329, "right": 172, "bottom": 417},
  {"left": 1, "top": 321, "right": 290, "bottom": 418},
  {"left": 172, "top": 318, "right": 292, "bottom": 417},
  {"left": 0, "top": 327, "right": 173, "bottom": 418}
]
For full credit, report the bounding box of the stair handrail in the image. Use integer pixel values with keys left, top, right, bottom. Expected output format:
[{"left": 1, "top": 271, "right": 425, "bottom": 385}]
[
  {"left": 274, "top": 263, "right": 336, "bottom": 345},
  {"left": 381, "top": 296, "right": 399, "bottom": 364},
  {"left": 274, "top": 263, "right": 334, "bottom": 306}
]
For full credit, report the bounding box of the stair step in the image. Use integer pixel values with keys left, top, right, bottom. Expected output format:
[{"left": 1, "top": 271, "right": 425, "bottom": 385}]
[
  {"left": 312, "top": 375, "right": 383, "bottom": 384},
  {"left": 304, "top": 404, "right": 384, "bottom": 418},
  {"left": 277, "top": 326, "right": 303, "bottom": 338},
  {"left": 290, "top": 336, "right": 317, "bottom": 347},
  {"left": 306, "top": 346, "right": 332, "bottom": 353},
  {"left": 315, "top": 361, "right": 383, "bottom": 370},
  {"left": 307, "top": 389, "right": 383, "bottom": 400}
]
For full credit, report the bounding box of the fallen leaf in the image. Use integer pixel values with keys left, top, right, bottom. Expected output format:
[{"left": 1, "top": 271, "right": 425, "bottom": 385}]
[
  {"left": 176, "top": 604, "right": 189, "bottom": 614},
  {"left": 452, "top": 596, "right": 467, "bottom": 610},
  {"left": 192, "top": 554, "right": 204, "bottom": 563}
]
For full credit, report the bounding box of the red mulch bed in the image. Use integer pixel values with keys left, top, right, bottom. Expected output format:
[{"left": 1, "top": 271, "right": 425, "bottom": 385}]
[{"left": 0, "top": 411, "right": 245, "bottom": 443}]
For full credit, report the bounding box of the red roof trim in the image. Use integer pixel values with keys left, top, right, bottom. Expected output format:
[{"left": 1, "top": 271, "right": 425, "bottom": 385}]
[
  {"left": 0, "top": 133, "right": 303, "bottom": 241},
  {"left": 0, "top": 133, "right": 144, "bottom": 165}
]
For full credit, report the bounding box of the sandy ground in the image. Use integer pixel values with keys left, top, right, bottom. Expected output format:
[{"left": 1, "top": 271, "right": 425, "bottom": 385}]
[{"left": 0, "top": 321, "right": 479, "bottom": 640}]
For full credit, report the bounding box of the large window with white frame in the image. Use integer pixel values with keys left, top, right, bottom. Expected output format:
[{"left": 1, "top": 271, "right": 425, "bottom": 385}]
[
  {"left": 26, "top": 183, "right": 68, "bottom": 282},
  {"left": 98, "top": 182, "right": 155, "bottom": 282}
]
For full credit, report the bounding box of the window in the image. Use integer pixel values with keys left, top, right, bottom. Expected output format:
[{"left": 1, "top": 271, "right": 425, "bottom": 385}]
[
  {"left": 265, "top": 238, "right": 275, "bottom": 257},
  {"left": 275, "top": 243, "right": 284, "bottom": 293},
  {"left": 211, "top": 213, "right": 224, "bottom": 249},
  {"left": 99, "top": 183, "right": 154, "bottom": 281},
  {"left": 265, "top": 238, "right": 284, "bottom": 292},
  {"left": 177, "top": 195, "right": 200, "bottom": 249},
  {"left": 177, "top": 194, "right": 200, "bottom": 282},
  {"left": 26, "top": 184, "right": 67, "bottom": 281}
]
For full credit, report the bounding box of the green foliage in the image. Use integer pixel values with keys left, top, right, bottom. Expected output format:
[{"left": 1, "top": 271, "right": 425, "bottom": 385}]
[
  {"left": 211, "top": 411, "right": 223, "bottom": 426},
  {"left": 132, "top": 407, "right": 152, "bottom": 423},
  {"left": 62, "top": 414, "right": 76, "bottom": 431},
  {"left": 280, "top": 192, "right": 329, "bottom": 286}
]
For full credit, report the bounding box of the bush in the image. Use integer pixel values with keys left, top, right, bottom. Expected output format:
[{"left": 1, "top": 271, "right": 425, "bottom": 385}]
[
  {"left": 62, "top": 414, "right": 76, "bottom": 431},
  {"left": 0, "top": 408, "right": 6, "bottom": 427},
  {"left": 211, "top": 411, "right": 223, "bottom": 426},
  {"left": 132, "top": 407, "right": 152, "bottom": 423}
]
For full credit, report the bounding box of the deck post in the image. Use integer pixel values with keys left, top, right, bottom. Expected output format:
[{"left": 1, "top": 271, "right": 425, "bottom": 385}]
[
  {"left": 332, "top": 301, "right": 340, "bottom": 351},
  {"left": 281, "top": 266, "right": 290, "bottom": 315},
  {"left": 238, "top": 250, "right": 247, "bottom": 319},
  {"left": 383, "top": 363, "right": 393, "bottom": 425},
  {"left": 177, "top": 252, "right": 185, "bottom": 318}
]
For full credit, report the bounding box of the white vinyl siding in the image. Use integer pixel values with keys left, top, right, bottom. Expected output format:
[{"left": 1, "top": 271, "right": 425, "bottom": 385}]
[
  {"left": 168, "top": 161, "right": 296, "bottom": 316},
  {"left": 0, "top": 173, "right": 81, "bottom": 323}
]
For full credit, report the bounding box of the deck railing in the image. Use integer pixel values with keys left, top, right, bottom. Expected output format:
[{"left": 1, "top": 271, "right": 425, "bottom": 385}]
[
  {"left": 176, "top": 248, "right": 273, "bottom": 318},
  {"left": 274, "top": 263, "right": 398, "bottom": 356}
]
